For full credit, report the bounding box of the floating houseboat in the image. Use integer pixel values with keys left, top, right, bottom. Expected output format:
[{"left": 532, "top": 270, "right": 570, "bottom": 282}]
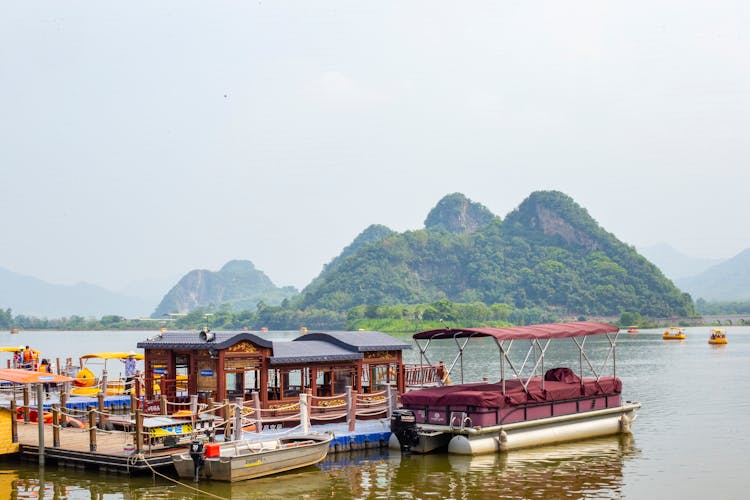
[
  {"left": 389, "top": 322, "right": 640, "bottom": 455},
  {"left": 136, "top": 330, "right": 411, "bottom": 423}
]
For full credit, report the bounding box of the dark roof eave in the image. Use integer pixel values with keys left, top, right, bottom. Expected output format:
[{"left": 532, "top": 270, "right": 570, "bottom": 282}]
[
  {"left": 269, "top": 354, "right": 362, "bottom": 364},
  {"left": 137, "top": 332, "right": 274, "bottom": 350}
]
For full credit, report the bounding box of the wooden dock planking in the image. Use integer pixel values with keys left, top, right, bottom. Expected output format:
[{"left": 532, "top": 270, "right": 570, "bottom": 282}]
[{"left": 15, "top": 421, "right": 184, "bottom": 473}]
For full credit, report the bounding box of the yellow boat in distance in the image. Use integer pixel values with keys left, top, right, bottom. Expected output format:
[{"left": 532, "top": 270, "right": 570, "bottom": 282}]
[
  {"left": 0, "top": 346, "right": 41, "bottom": 369},
  {"left": 663, "top": 327, "right": 686, "bottom": 340},
  {"left": 708, "top": 328, "right": 727, "bottom": 345},
  {"left": 72, "top": 352, "right": 144, "bottom": 396}
]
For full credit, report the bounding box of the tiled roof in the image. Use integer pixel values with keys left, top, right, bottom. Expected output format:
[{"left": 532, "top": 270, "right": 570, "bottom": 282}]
[
  {"left": 293, "top": 331, "right": 412, "bottom": 352},
  {"left": 269, "top": 340, "right": 361, "bottom": 364},
  {"left": 136, "top": 331, "right": 273, "bottom": 350}
]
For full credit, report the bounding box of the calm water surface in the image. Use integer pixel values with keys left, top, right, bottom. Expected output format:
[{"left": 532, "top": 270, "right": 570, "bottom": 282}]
[{"left": 1, "top": 327, "right": 748, "bottom": 499}]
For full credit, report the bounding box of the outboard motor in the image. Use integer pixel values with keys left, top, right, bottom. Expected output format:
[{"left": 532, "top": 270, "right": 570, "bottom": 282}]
[
  {"left": 391, "top": 409, "right": 420, "bottom": 453},
  {"left": 189, "top": 440, "right": 205, "bottom": 482}
]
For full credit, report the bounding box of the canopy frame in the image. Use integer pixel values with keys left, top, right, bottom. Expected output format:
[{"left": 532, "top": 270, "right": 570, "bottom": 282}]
[{"left": 411, "top": 321, "right": 621, "bottom": 393}]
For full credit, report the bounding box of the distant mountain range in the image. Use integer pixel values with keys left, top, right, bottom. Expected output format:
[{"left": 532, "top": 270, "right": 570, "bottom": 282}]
[
  {"left": 0, "top": 267, "right": 153, "bottom": 318},
  {"left": 637, "top": 243, "right": 724, "bottom": 281},
  {"left": 2, "top": 192, "right": 749, "bottom": 320},
  {"left": 676, "top": 249, "right": 750, "bottom": 301}
]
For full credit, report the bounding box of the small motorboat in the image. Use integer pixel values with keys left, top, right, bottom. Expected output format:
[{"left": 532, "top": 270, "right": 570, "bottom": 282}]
[
  {"left": 663, "top": 327, "right": 686, "bottom": 340},
  {"left": 626, "top": 325, "right": 639, "bottom": 333},
  {"left": 172, "top": 432, "right": 333, "bottom": 482},
  {"left": 708, "top": 328, "right": 727, "bottom": 345}
]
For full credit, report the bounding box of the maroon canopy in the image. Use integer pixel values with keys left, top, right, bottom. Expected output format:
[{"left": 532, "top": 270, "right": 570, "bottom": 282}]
[{"left": 412, "top": 321, "right": 618, "bottom": 341}]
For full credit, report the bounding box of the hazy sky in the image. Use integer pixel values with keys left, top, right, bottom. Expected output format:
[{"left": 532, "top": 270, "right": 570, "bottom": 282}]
[{"left": 2, "top": 1, "right": 748, "bottom": 292}]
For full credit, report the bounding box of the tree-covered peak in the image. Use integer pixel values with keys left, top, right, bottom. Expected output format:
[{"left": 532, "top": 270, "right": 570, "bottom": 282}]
[
  {"left": 220, "top": 260, "right": 258, "bottom": 275},
  {"left": 503, "top": 190, "right": 608, "bottom": 251},
  {"left": 424, "top": 193, "right": 496, "bottom": 234}
]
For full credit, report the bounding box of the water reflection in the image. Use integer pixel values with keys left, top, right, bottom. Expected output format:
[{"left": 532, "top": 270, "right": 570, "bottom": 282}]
[{"left": 375, "top": 435, "right": 639, "bottom": 499}]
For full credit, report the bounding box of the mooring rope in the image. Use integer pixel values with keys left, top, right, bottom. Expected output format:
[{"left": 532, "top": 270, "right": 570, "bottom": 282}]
[{"left": 136, "top": 452, "right": 228, "bottom": 500}]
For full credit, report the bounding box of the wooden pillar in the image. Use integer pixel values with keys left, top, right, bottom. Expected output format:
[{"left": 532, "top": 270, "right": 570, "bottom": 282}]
[
  {"left": 159, "top": 377, "right": 167, "bottom": 403},
  {"left": 306, "top": 388, "right": 313, "bottom": 424},
  {"left": 346, "top": 386, "right": 356, "bottom": 432},
  {"left": 386, "top": 385, "right": 393, "bottom": 419},
  {"left": 252, "top": 392, "right": 262, "bottom": 433},
  {"left": 233, "top": 397, "right": 243, "bottom": 441},
  {"left": 135, "top": 409, "right": 143, "bottom": 453},
  {"left": 160, "top": 395, "right": 167, "bottom": 415},
  {"left": 300, "top": 393, "right": 310, "bottom": 434},
  {"left": 88, "top": 407, "right": 97, "bottom": 452},
  {"left": 10, "top": 400, "right": 18, "bottom": 443},
  {"left": 37, "top": 384, "right": 45, "bottom": 465},
  {"left": 101, "top": 370, "right": 108, "bottom": 396},
  {"left": 60, "top": 392, "right": 68, "bottom": 426},
  {"left": 23, "top": 386, "right": 30, "bottom": 423},
  {"left": 97, "top": 393, "right": 105, "bottom": 429},
  {"left": 52, "top": 404, "right": 60, "bottom": 447}
]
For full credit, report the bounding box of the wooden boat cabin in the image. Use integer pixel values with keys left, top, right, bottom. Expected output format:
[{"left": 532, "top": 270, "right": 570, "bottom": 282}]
[{"left": 136, "top": 330, "right": 411, "bottom": 408}]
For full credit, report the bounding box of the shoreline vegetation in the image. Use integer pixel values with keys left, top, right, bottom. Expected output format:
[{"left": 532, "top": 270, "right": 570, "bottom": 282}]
[{"left": 3, "top": 299, "right": 749, "bottom": 334}]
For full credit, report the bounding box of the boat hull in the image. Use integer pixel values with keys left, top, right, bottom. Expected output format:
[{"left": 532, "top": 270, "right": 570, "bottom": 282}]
[
  {"left": 172, "top": 433, "right": 332, "bottom": 482},
  {"left": 391, "top": 403, "right": 640, "bottom": 456}
]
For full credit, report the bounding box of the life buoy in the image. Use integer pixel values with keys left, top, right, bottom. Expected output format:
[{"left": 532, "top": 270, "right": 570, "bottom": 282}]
[
  {"left": 66, "top": 418, "right": 85, "bottom": 429},
  {"left": 17, "top": 408, "right": 53, "bottom": 424}
]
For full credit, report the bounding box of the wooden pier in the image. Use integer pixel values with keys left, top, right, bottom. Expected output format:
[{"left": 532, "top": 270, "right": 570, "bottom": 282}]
[{"left": 14, "top": 420, "right": 181, "bottom": 474}]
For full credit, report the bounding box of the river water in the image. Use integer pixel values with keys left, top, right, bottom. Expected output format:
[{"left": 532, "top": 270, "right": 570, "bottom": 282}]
[{"left": 1, "top": 326, "right": 748, "bottom": 499}]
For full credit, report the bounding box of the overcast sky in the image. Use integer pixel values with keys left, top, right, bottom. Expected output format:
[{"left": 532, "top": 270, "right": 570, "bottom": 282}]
[{"left": 1, "top": 1, "right": 748, "bottom": 292}]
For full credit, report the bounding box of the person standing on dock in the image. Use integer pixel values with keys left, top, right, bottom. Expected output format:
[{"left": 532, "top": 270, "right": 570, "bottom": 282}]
[
  {"left": 21, "top": 345, "right": 33, "bottom": 370},
  {"left": 121, "top": 352, "right": 137, "bottom": 394},
  {"left": 39, "top": 358, "right": 53, "bottom": 398}
]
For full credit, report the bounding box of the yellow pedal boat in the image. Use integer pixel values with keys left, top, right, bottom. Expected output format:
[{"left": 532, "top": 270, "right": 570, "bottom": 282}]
[
  {"left": 708, "top": 328, "right": 727, "bottom": 345},
  {"left": 663, "top": 327, "right": 686, "bottom": 340}
]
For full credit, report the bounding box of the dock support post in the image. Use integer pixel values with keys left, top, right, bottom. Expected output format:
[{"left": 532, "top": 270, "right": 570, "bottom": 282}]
[
  {"left": 88, "top": 407, "right": 97, "bottom": 452},
  {"left": 23, "top": 386, "right": 30, "bottom": 423},
  {"left": 346, "top": 386, "right": 356, "bottom": 432},
  {"left": 37, "top": 384, "right": 45, "bottom": 465},
  {"left": 135, "top": 409, "right": 143, "bottom": 453},
  {"left": 60, "top": 392, "right": 68, "bottom": 426},
  {"left": 252, "top": 392, "right": 262, "bottom": 433},
  {"left": 386, "top": 385, "right": 393, "bottom": 419},
  {"left": 10, "top": 400, "right": 18, "bottom": 443},
  {"left": 130, "top": 392, "right": 137, "bottom": 414},
  {"left": 101, "top": 370, "right": 108, "bottom": 397},
  {"left": 233, "top": 398, "right": 243, "bottom": 442},
  {"left": 190, "top": 394, "right": 198, "bottom": 439},
  {"left": 52, "top": 404, "right": 60, "bottom": 447},
  {"left": 300, "top": 393, "right": 310, "bottom": 434},
  {"left": 97, "top": 392, "right": 105, "bottom": 429}
]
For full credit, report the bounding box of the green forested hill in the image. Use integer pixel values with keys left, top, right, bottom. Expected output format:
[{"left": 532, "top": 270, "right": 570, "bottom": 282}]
[{"left": 297, "top": 191, "right": 693, "bottom": 318}]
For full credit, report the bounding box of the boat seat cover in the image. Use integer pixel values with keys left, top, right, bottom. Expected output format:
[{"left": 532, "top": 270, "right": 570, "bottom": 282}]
[
  {"left": 401, "top": 376, "right": 622, "bottom": 408},
  {"left": 544, "top": 367, "right": 581, "bottom": 384}
]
